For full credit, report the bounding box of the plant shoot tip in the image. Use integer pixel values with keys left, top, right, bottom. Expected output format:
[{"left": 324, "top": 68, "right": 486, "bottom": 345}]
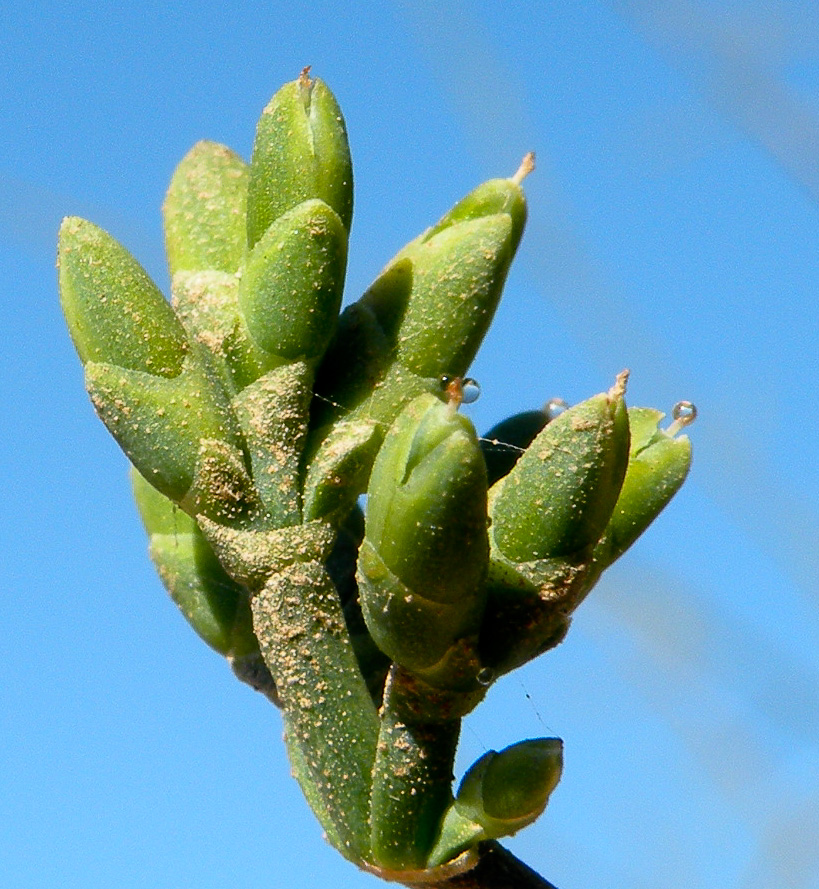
[
  {"left": 512, "top": 152, "right": 535, "bottom": 184},
  {"left": 611, "top": 368, "right": 630, "bottom": 400}
]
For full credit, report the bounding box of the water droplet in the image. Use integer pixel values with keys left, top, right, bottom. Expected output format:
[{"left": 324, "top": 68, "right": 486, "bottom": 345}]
[
  {"left": 544, "top": 397, "right": 569, "bottom": 420},
  {"left": 476, "top": 666, "right": 494, "bottom": 687},
  {"left": 461, "top": 377, "right": 481, "bottom": 404},
  {"left": 672, "top": 401, "right": 697, "bottom": 424},
  {"left": 668, "top": 400, "right": 697, "bottom": 436}
]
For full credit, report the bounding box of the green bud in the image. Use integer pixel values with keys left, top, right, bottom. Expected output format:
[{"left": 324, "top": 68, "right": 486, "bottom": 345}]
[
  {"left": 239, "top": 199, "right": 347, "bottom": 365},
  {"left": 463, "top": 738, "right": 563, "bottom": 828},
  {"left": 427, "top": 738, "right": 562, "bottom": 867},
  {"left": 389, "top": 215, "right": 515, "bottom": 379},
  {"left": 163, "top": 141, "right": 249, "bottom": 276},
  {"left": 592, "top": 405, "right": 693, "bottom": 571},
  {"left": 348, "top": 212, "right": 516, "bottom": 383},
  {"left": 378, "top": 165, "right": 528, "bottom": 380},
  {"left": 85, "top": 359, "right": 235, "bottom": 504},
  {"left": 358, "top": 393, "right": 488, "bottom": 677},
  {"left": 489, "top": 374, "right": 630, "bottom": 564},
  {"left": 58, "top": 217, "right": 188, "bottom": 377},
  {"left": 364, "top": 394, "right": 488, "bottom": 595},
  {"left": 246, "top": 70, "right": 353, "bottom": 248}
]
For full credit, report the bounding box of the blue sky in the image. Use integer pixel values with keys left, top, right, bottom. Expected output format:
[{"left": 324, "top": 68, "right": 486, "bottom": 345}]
[{"left": 3, "top": 2, "right": 819, "bottom": 887}]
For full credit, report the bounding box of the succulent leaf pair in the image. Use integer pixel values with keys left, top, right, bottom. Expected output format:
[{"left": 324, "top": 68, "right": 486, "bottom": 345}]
[
  {"left": 58, "top": 70, "right": 693, "bottom": 882},
  {"left": 359, "top": 390, "right": 489, "bottom": 684}
]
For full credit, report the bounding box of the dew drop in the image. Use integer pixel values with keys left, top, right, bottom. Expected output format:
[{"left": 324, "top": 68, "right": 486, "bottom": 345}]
[
  {"left": 672, "top": 401, "right": 697, "bottom": 423},
  {"left": 461, "top": 378, "right": 481, "bottom": 404},
  {"left": 476, "top": 666, "right": 494, "bottom": 687},
  {"left": 544, "top": 397, "right": 569, "bottom": 420},
  {"left": 668, "top": 400, "right": 697, "bottom": 436}
]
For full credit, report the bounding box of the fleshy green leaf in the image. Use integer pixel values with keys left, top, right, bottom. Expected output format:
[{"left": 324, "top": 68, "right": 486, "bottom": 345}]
[
  {"left": 86, "top": 360, "right": 235, "bottom": 504},
  {"left": 247, "top": 71, "right": 353, "bottom": 248},
  {"left": 239, "top": 198, "right": 347, "bottom": 364},
  {"left": 489, "top": 373, "right": 630, "bottom": 563},
  {"left": 59, "top": 217, "right": 187, "bottom": 377},
  {"left": 592, "top": 406, "right": 692, "bottom": 571},
  {"left": 163, "top": 140, "right": 249, "bottom": 275}
]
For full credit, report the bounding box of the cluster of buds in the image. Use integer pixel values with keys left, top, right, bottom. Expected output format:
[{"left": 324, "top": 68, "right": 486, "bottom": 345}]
[{"left": 58, "top": 70, "right": 693, "bottom": 882}]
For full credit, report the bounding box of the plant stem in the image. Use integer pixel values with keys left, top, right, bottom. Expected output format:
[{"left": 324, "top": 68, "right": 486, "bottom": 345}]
[
  {"left": 407, "top": 841, "right": 560, "bottom": 889},
  {"left": 369, "top": 667, "right": 461, "bottom": 869}
]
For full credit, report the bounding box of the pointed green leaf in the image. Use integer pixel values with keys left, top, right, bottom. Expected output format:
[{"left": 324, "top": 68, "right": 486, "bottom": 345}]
[
  {"left": 85, "top": 360, "right": 234, "bottom": 503},
  {"left": 239, "top": 199, "right": 347, "bottom": 365},
  {"left": 59, "top": 217, "right": 187, "bottom": 377},
  {"left": 302, "top": 418, "right": 381, "bottom": 524},
  {"left": 489, "top": 374, "right": 630, "bottom": 563},
  {"left": 315, "top": 169, "right": 528, "bottom": 425},
  {"left": 593, "top": 406, "right": 692, "bottom": 570},
  {"left": 171, "top": 270, "right": 272, "bottom": 393},
  {"left": 231, "top": 363, "right": 313, "bottom": 526},
  {"left": 247, "top": 72, "right": 352, "bottom": 248}
]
